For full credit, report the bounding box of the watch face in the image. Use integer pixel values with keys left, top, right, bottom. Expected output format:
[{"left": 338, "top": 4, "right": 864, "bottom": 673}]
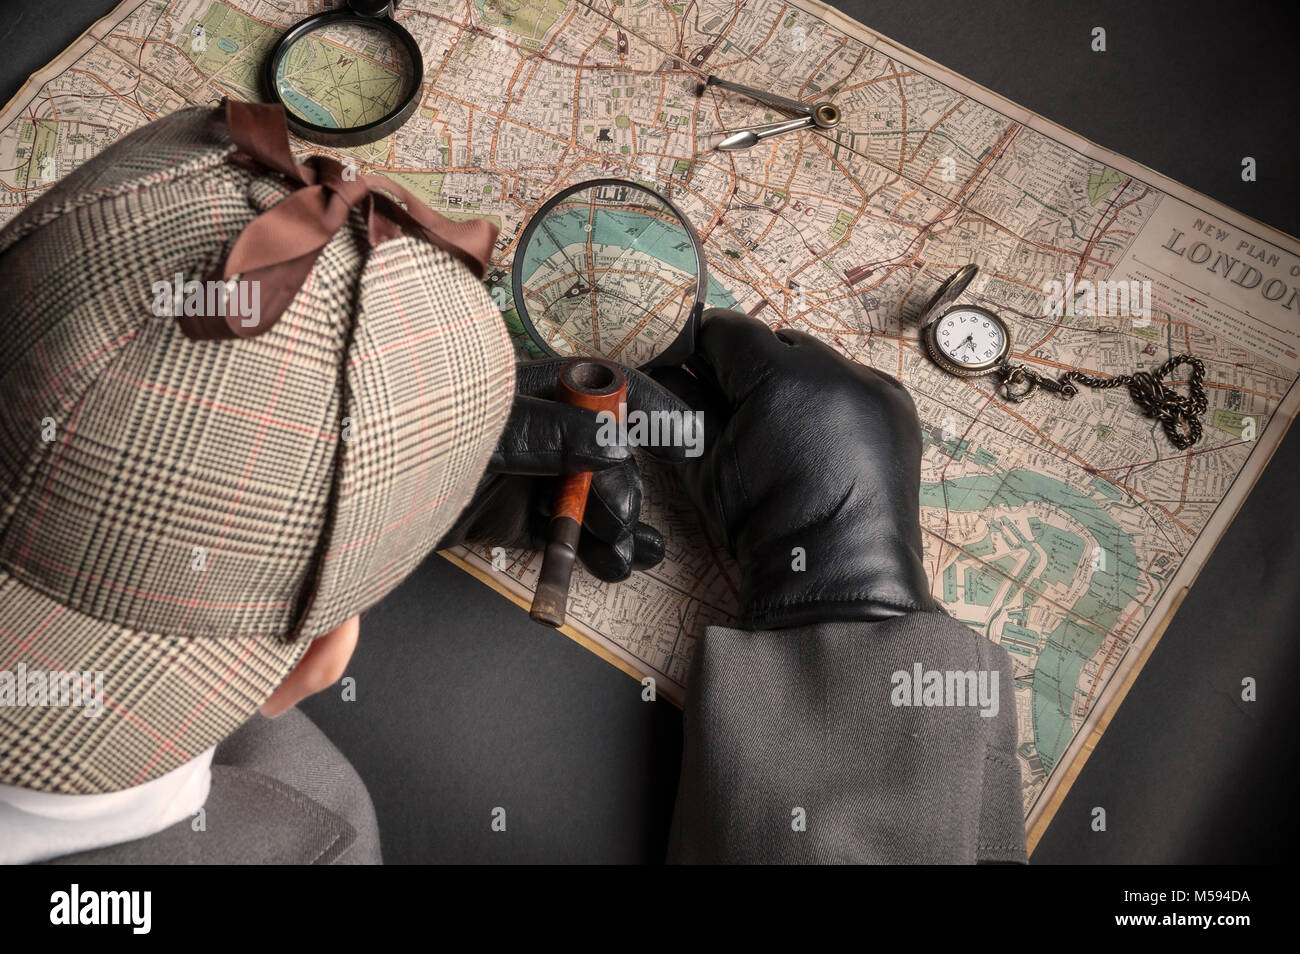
[{"left": 931, "top": 306, "right": 1008, "bottom": 371}]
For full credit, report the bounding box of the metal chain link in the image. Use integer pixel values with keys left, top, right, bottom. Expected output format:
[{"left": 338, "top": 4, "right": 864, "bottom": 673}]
[{"left": 995, "top": 354, "right": 1208, "bottom": 449}]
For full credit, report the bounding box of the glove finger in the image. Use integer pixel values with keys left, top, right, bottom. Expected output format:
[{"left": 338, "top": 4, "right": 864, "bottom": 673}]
[
  {"left": 437, "top": 472, "right": 533, "bottom": 551},
  {"left": 772, "top": 326, "right": 829, "bottom": 350},
  {"left": 619, "top": 368, "right": 698, "bottom": 463},
  {"left": 629, "top": 521, "right": 666, "bottom": 570},
  {"left": 575, "top": 521, "right": 666, "bottom": 581},
  {"left": 622, "top": 366, "right": 690, "bottom": 415},
  {"left": 652, "top": 363, "right": 731, "bottom": 441},
  {"left": 513, "top": 358, "right": 571, "bottom": 399},
  {"left": 582, "top": 459, "right": 641, "bottom": 544},
  {"left": 516, "top": 358, "right": 696, "bottom": 463},
  {"left": 577, "top": 528, "right": 637, "bottom": 582},
  {"left": 531, "top": 490, "right": 663, "bottom": 580},
  {"left": 517, "top": 357, "right": 686, "bottom": 408},
  {"left": 695, "top": 309, "right": 790, "bottom": 400},
  {"left": 775, "top": 326, "right": 913, "bottom": 397},
  {"left": 517, "top": 358, "right": 702, "bottom": 462},
  {"left": 490, "top": 394, "right": 629, "bottom": 475}
]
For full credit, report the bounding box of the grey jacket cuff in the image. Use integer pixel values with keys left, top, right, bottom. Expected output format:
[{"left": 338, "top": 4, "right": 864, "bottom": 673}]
[{"left": 668, "top": 612, "right": 1027, "bottom": 864}]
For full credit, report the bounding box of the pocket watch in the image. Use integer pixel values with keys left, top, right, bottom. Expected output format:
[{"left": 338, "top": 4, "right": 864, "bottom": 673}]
[
  {"left": 918, "top": 264, "right": 1010, "bottom": 377},
  {"left": 916, "top": 264, "right": 1209, "bottom": 449}
]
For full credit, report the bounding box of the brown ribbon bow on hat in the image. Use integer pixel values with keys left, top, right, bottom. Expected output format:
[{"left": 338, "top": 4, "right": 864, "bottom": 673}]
[{"left": 179, "top": 98, "right": 499, "bottom": 340}]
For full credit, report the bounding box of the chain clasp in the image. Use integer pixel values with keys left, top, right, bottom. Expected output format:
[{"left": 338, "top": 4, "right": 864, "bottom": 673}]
[{"left": 998, "top": 365, "right": 1039, "bottom": 402}]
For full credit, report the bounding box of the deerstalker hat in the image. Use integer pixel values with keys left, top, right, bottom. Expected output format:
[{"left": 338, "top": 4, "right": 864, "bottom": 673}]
[{"left": 0, "top": 101, "right": 513, "bottom": 793}]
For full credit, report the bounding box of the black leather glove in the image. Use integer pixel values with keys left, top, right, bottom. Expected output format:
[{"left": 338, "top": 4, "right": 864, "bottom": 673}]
[
  {"left": 655, "top": 311, "right": 937, "bottom": 629},
  {"left": 439, "top": 357, "right": 691, "bottom": 582}
]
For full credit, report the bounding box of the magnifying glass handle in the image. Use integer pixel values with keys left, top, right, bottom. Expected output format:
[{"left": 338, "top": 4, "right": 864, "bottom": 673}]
[
  {"left": 530, "top": 359, "right": 628, "bottom": 627},
  {"left": 349, "top": 0, "right": 396, "bottom": 16}
]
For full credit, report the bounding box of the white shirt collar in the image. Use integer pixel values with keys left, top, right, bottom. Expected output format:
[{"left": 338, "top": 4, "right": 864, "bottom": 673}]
[{"left": 0, "top": 747, "right": 214, "bottom": 864}]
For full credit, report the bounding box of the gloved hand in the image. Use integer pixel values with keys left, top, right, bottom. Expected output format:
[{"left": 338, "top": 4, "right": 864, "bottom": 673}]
[
  {"left": 439, "top": 357, "right": 691, "bottom": 582},
  {"left": 655, "top": 311, "right": 937, "bottom": 629}
]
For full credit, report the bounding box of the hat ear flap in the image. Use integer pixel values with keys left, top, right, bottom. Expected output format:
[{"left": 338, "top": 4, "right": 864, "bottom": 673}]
[{"left": 291, "top": 237, "right": 514, "bottom": 641}]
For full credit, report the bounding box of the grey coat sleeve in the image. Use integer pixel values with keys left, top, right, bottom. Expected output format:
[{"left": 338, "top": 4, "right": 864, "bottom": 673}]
[{"left": 667, "top": 611, "right": 1027, "bottom": 863}]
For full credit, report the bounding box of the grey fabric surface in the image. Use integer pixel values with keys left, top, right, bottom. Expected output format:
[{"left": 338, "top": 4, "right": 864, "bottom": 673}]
[
  {"left": 213, "top": 710, "right": 383, "bottom": 863},
  {"left": 668, "top": 612, "right": 1026, "bottom": 863},
  {"left": 46, "top": 710, "right": 381, "bottom": 865}
]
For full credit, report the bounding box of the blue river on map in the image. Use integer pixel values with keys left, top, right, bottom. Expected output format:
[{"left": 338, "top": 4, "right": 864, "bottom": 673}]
[
  {"left": 919, "top": 469, "right": 1141, "bottom": 771},
  {"left": 518, "top": 200, "right": 736, "bottom": 309},
  {"left": 275, "top": 83, "right": 339, "bottom": 128}
]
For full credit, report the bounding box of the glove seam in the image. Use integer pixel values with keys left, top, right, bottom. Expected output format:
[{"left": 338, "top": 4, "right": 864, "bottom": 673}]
[
  {"left": 743, "top": 589, "right": 929, "bottom": 627},
  {"left": 748, "top": 586, "right": 928, "bottom": 614}
]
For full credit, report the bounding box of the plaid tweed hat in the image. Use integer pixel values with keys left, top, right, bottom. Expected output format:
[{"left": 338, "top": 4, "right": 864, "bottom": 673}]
[{"left": 0, "top": 101, "right": 514, "bottom": 794}]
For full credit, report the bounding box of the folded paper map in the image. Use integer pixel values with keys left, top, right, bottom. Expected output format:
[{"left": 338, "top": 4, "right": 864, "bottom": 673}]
[{"left": 4, "top": 0, "right": 1297, "bottom": 850}]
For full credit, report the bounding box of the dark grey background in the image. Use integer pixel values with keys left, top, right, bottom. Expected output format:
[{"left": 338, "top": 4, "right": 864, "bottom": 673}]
[{"left": 5, "top": 1, "right": 1296, "bottom": 863}]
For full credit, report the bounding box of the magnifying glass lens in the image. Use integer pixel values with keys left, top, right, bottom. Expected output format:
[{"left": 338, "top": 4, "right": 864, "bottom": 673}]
[
  {"left": 515, "top": 182, "right": 702, "bottom": 368},
  {"left": 273, "top": 20, "right": 418, "bottom": 132}
]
